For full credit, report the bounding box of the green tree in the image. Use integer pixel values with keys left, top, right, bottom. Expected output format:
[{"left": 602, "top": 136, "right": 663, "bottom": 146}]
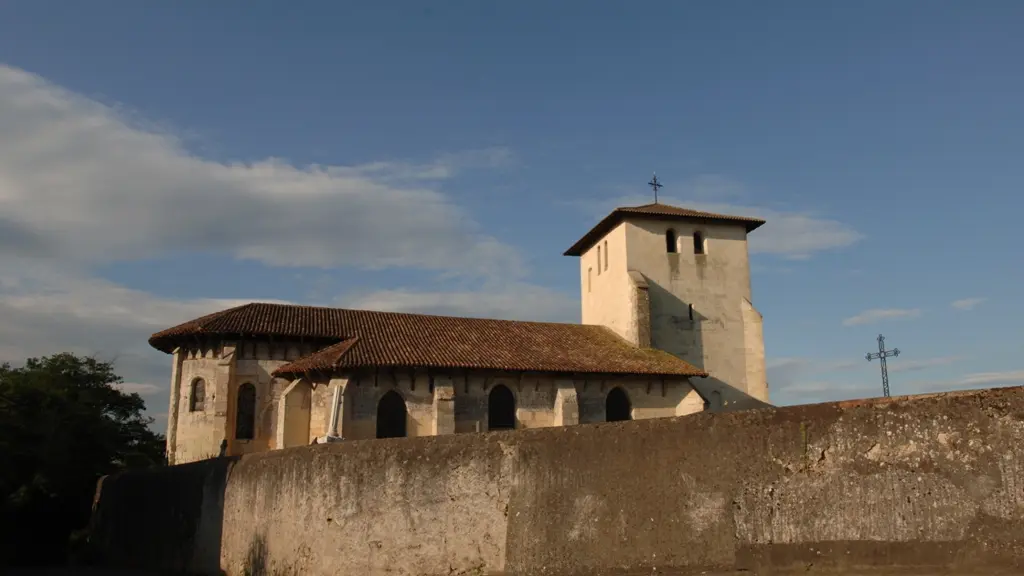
[{"left": 0, "top": 352, "right": 165, "bottom": 567}]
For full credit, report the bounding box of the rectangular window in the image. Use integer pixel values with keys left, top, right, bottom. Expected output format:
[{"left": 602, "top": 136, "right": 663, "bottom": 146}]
[{"left": 587, "top": 267, "right": 592, "bottom": 292}]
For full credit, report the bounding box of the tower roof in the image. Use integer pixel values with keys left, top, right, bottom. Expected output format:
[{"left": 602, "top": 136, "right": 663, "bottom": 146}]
[{"left": 563, "top": 202, "right": 766, "bottom": 256}]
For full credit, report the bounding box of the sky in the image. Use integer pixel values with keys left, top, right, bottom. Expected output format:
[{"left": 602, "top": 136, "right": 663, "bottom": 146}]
[{"left": 1, "top": 1, "right": 1023, "bottom": 431}]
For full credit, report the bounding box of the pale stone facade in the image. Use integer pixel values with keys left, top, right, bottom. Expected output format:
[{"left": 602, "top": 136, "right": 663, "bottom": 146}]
[
  {"left": 165, "top": 338, "right": 704, "bottom": 464},
  {"left": 160, "top": 202, "right": 768, "bottom": 465},
  {"left": 579, "top": 217, "right": 768, "bottom": 402}
]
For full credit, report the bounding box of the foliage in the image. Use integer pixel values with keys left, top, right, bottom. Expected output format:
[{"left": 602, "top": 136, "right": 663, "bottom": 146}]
[{"left": 0, "top": 352, "right": 165, "bottom": 567}]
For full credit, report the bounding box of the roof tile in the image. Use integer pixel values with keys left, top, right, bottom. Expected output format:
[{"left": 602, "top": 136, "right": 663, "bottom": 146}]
[{"left": 149, "top": 303, "right": 706, "bottom": 378}]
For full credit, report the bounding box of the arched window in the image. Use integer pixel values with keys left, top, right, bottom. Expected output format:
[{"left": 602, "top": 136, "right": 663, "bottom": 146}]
[
  {"left": 235, "top": 383, "right": 256, "bottom": 440},
  {"left": 596, "top": 245, "right": 602, "bottom": 275},
  {"left": 587, "top": 268, "right": 592, "bottom": 292},
  {"left": 376, "top": 390, "right": 407, "bottom": 439},
  {"left": 605, "top": 387, "right": 632, "bottom": 422},
  {"left": 666, "top": 229, "right": 677, "bottom": 253},
  {"left": 189, "top": 378, "right": 206, "bottom": 412},
  {"left": 603, "top": 240, "right": 608, "bottom": 270},
  {"left": 693, "top": 231, "right": 705, "bottom": 255},
  {"left": 488, "top": 384, "right": 516, "bottom": 431}
]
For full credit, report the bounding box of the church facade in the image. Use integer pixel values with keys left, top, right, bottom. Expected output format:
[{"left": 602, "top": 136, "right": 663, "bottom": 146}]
[{"left": 152, "top": 202, "right": 769, "bottom": 465}]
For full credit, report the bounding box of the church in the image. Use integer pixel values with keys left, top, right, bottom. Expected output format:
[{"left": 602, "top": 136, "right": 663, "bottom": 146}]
[{"left": 152, "top": 200, "right": 771, "bottom": 465}]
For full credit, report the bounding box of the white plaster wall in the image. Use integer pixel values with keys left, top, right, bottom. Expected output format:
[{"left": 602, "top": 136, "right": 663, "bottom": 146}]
[
  {"left": 580, "top": 223, "right": 640, "bottom": 345},
  {"left": 622, "top": 219, "right": 767, "bottom": 401}
]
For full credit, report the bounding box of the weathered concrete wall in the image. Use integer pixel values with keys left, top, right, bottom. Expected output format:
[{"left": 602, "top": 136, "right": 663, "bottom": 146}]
[{"left": 94, "top": 386, "right": 1024, "bottom": 575}]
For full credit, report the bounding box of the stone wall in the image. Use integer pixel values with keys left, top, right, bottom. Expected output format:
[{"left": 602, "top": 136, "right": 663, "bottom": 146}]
[
  {"left": 93, "top": 385, "right": 1024, "bottom": 575},
  {"left": 168, "top": 337, "right": 705, "bottom": 465}
]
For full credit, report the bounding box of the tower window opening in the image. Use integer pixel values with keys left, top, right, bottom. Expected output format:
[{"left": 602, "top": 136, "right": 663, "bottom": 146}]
[
  {"left": 596, "top": 245, "right": 601, "bottom": 275},
  {"left": 189, "top": 378, "right": 206, "bottom": 412},
  {"left": 666, "top": 229, "right": 677, "bottom": 253},
  {"left": 587, "top": 267, "right": 592, "bottom": 292},
  {"left": 688, "top": 303, "right": 694, "bottom": 321},
  {"left": 603, "top": 240, "right": 608, "bottom": 271},
  {"left": 693, "top": 232, "right": 705, "bottom": 255}
]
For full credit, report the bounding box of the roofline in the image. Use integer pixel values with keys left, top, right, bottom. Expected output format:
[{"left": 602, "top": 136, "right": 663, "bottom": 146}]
[
  {"left": 273, "top": 363, "right": 707, "bottom": 380},
  {"left": 564, "top": 209, "right": 766, "bottom": 257},
  {"left": 147, "top": 301, "right": 606, "bottom": 354},
  {"left": 147, "top": 331, "right": 343, "bottom": 355}
]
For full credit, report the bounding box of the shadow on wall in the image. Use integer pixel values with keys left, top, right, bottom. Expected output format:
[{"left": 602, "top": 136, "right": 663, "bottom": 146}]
[
  {"left": 243, "top": 533, "right": 268, "bottom": 576},
  {"left": 89, "top": 455, "right": 236, "bottom": 575},
  {"left": 645, "top": 279, "right": 772, "bottom": 413},
  {"left": 691, "top": 377, "right": 772, "bottom": 412}
]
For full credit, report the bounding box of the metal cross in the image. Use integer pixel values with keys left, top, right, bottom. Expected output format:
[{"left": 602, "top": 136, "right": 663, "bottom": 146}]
[
  {"left": 648, "top": 173, "right": 663, "bottom": 203},
  {"left": 865, "top": 334, "right": 900, "bottom": 398}
]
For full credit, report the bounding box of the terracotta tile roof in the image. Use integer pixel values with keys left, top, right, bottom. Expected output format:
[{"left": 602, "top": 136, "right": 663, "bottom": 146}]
[
  {"left": 564, "top": 202, "right": 766, "bottom": 256},
  {"left": 148, "top": 302, "right": 707, "bottom": 378},
  {"left": 273, "top": 337, "right": 359, "bottom": 376}
]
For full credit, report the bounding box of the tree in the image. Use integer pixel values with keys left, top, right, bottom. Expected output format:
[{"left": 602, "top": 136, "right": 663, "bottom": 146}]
[{"left": 0, "top": 353, "right": 165, "bottom": 567}]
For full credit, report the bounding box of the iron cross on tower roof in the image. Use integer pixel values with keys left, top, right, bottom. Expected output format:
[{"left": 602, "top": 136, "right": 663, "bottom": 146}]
[
  {"left": 648, "top": 173, "right": 663, "bottom": 203},
  {"left": 865, "top": 333, "right": 900, "bottom": 398}
]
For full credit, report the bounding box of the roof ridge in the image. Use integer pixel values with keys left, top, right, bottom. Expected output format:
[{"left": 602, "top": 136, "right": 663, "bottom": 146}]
[
  {"left": 240, "top": 301, "right": 587, "bottom": 329},
  {"left": 182, "top": 302, "right": 254, "bottom": 330}
]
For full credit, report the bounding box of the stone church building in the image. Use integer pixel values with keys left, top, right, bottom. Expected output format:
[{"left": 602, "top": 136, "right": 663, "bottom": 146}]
[{"left": 152, "top": 202, "right": 770, "bottom": 464}]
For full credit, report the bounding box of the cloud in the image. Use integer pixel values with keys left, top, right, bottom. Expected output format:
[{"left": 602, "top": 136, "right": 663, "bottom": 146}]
[
  {"left": 116, "top": 382, "right": 163, "bottom": 395},
  {"left": 951, "top": 297, "right": 986, "bottom": 311},
  {"left": 0, "top": 267, "right": 256, "bottom": 386},
  {"left": 601, "top": 177, "right": 862, "bottom": 259},
  {"left": 891, "top": 370, "right": 1024, "bottom": 396},
  {"left": 0, "top": 64, "right": 589, "bottom": 432},
  {"left": 767, "top": 354, "right": 969, "bottom": 405},
  {"left": 0, "top": 267, "right": 583, "bottom": 429},
  {"left": 888, "top": 355, "right": 962, "bottom": 373},
  {"left": 958, "top": 370, "right": 1024, "bottom": 387},
  {"left": 0, "top": 64, "right": 520, "bottom": 279},
  {"left": 842, "top": 308, "right": 921, "bottom": 326}
]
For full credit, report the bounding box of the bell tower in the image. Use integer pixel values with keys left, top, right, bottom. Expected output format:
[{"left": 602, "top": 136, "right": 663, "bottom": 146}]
[{"left": 564, "top": 192, "right": 769, "bottom": 403}]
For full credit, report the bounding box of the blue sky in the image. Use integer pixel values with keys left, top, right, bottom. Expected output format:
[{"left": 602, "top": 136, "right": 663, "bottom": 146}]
[{"left": 1, "top": 1, "right": 1022, "bottom": 426}]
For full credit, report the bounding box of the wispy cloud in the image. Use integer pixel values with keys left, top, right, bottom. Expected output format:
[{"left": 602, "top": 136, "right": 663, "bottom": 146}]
[
  {"left": 767, "top": 354, "right": 970, "bottom": 406},
  {"left": 842, "top": 308, "right": 921, "bottom": 326},
  {"left": 888, "top": 355, "right": 962, "bottom": 373},
  {"left": 115, "top": 382, "right": 163, "bottom": 396},
  {"left": 0, "top": 64, "right": 520, "bottom": 280},
  {"left": 958, "top": 370, "right": 1024, "bottom": 386},
  {"left": 951, "top": 297, "right": 986, "bottom": 311},
  {"left": 0, "top": 63, "right": 554, "bottom": 428}
]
